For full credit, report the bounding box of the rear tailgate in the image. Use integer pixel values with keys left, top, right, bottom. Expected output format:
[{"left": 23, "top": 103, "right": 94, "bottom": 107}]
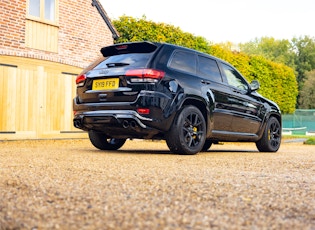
[{"left": 76, "top": 42, "right": 162, "bottom": 104}]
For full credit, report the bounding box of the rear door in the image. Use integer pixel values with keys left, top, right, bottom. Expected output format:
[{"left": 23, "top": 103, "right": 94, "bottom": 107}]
[{"left": 197, "top": 55, "right": 233, "bottom": 132}]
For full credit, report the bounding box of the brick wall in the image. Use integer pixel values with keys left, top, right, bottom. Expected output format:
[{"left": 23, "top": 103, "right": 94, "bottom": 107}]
[
  {"left": 0, "top": 0, "right": 26, "bottom": 49},
  {"left": 0, "top": 0, "right": 114, "bottom": 68}
]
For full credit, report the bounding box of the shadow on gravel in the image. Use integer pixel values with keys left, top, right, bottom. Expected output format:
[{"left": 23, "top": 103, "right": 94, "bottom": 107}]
[
  {"left": 83, "top": 149, "right": 259, "bottom": 155},
  {"left": 81, "top": 149, "right": 173, "bottom": 155},
  {"left": 106, "top": 150, "right": 175, "bottom": 155},
  {"left": 207, "top": 149, "right": 259, "bottom": 153}
]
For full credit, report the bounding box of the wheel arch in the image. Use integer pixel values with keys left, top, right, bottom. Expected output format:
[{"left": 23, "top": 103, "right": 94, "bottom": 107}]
[
  {"left": 182, "top": 97, "right": 207, "bottom": 117},
  {"left": 258, "top": 112, "right": 282, "bottom": 140},
  {"left": 269, "top": 112, "right": 282, "bottom": 135},
  {"left": 180, "top": 97, "right": 212, "bottom": 136},
  {"left": 266, "top": 112, "right": 282, "bottom": 128}
]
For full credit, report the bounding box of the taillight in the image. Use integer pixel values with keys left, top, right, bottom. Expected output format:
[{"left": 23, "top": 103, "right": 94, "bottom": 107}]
[
  {"left": 126, "top": 69, "right": 165, "bottom": 83},
  {"left": 76, "top": 74, "right": 86, "bottom": 87}
]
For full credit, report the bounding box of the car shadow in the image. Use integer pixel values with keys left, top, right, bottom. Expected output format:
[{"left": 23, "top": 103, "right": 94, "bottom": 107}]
[
  {"left": 84, "top": 148, "right": 259, "bottom": 155},
  {"left": 207, "top": 149, "right": 259, "bottom": 153},
  {"left": 101, "top": 149, "right": 175, "bottom": 155}
]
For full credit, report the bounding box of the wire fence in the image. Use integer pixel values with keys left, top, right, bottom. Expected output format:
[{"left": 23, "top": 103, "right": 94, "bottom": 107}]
[{"left": 282, "top": 109, "right": 315, "bottom": 135}]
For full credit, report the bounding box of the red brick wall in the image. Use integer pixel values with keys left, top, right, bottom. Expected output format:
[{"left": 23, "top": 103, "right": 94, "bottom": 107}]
[
  {"left": 0, "top": 0, "right": 26, "bottom": 49},
  {"left": 0, "top": 0, "right": 114, "bottom": 68}
]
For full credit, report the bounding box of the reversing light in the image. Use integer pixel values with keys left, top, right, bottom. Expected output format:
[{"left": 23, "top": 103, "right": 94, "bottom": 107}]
[
  {"left": 137, "top": 108, "right": 150, "bottom": 115},
  {"left": 76, "top": 74, "right": 86, "bottom": 87}
]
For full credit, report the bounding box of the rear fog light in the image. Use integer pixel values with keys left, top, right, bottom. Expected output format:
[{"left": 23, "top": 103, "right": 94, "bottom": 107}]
[{"left": 137, "top": 108, "right": 150, "bottom": 115}]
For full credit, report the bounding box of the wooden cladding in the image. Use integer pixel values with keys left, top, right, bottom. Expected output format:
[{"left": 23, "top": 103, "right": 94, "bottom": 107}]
[
  {"left": 25, "top": 19, "right": 58, "bottom": 52},
  {"left": 0, "top": 56, "right": 86, "bottom": 139}
]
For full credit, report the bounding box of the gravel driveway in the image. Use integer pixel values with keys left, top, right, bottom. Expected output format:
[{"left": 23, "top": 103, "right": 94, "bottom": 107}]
[{"left": 0, "top": 139, "right": 314, "bottom": 229}]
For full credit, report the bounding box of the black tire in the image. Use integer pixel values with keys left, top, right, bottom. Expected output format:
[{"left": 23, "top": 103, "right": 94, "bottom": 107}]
[
  {"left": 166, "top": 105, "right": 206, "bottom": 155},
  {"left": 202, "top": 139, "right": 212, "bottom": 151},
  {"left": 88, "top": 131, "right": 126, "bottom": 150},
  {"left": 256, "top": 117, "right": 281, "bottom": 152}
]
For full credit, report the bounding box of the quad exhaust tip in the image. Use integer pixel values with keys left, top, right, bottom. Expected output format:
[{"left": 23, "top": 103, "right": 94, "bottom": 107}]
[
  {"left": 122, "top": 120, "right": 137, "bottom": 129},
  {"left": 74, "top": 119, "right": 83, "bottom": 128}
]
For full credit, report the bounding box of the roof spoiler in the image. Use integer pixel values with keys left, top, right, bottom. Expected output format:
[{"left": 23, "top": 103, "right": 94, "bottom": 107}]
[{"left": 100, "top": 41, "right": 158, "bottom": 57}]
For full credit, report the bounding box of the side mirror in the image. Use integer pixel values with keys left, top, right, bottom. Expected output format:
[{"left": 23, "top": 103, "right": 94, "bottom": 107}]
[{"left": 250, "top": 80, "right": 260, "bottom": 92}]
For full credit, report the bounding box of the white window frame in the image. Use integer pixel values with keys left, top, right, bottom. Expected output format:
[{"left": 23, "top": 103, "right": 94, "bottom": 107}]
[{"left": 27, "top": 0, "right": 59, "bottom": 25}]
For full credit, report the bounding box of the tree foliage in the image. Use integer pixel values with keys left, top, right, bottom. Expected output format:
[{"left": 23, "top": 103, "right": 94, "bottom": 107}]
[
  {"left": 240, "top": 36, "right": 315, "bottom": 108},
  {"left": 113, "top": 16, "right": 298, "bottom": 113},
  {"left": 298, "top": 70, "right": 315, "bottom": 109},
  {"left": 239, "top": 37, "right": 296, "bottom": 69},
  {"left": 113, "top": 16, "right": 211, "bottom": 53},
  {"left": 291, "top": 36, "right": 315, "bottom": 83}
]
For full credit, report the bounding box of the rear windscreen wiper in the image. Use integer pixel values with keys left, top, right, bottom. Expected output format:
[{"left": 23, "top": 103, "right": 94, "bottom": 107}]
[{"left": 106, "top": 62, "right": 130, "bottom": 68}]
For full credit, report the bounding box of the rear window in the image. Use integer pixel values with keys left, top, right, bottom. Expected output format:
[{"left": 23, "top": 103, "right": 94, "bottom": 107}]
[
  {"left": 94, "top": 53, "right": 152, "bottom": 70},
  {"left": 93, "top": 42, "right": 158, "bottom": 70}
]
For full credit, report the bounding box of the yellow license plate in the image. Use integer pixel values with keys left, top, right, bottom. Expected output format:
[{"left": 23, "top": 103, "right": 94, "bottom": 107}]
[{"left": 92, "top": 78, "right": 119, "bottom": 90}]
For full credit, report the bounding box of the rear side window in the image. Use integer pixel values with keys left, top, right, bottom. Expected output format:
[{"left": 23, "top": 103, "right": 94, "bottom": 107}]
[
  {"left": 198, "top": 56, "right": 222, "bottom": 83},
  {"left": 169, "top": 50, "right": 196, "bottom": 75}
]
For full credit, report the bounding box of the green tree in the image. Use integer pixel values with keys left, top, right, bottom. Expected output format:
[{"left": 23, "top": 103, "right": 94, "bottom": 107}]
[
  {"left": 239, "top": 36, "right": 315, "bottom": 108},
  {"left": 291, "top": 36, "right": 315, "bottom": 84},
  {"left": 113, "top": 15, "right": 211, "bottom": 53},
  {"left": 298, "top": 70, "right": 315, "bottom": 109},
  {"left": 239, "top": 37, "right": 296, "bottom": 70}
]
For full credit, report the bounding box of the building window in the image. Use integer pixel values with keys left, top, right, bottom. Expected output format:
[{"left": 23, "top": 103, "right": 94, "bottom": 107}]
[
  {"left": 29, "top": 0, "right": 40, "bottom": 17},
  {"left": 26, "top": 0, "right": 59, "bottom": 52},
  {"left": 28, "top": 0, "right": 57, "bottom": 23},
  {"left": 45, "top": 0, "right": 55, "bottom": 21}
]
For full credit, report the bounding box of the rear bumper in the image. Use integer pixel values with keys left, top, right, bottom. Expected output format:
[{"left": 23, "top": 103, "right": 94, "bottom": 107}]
[
  {"left": 74, "top": 110, "right": 151, "bottom": 129},
  {"left": 73, "top": 110, "right": 162, "bottom": 139}
]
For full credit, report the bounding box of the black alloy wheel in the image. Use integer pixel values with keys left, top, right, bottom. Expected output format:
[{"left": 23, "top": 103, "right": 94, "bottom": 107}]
[
  {"left": 256, "top": 117, "right": 281, "bottom": 152},
  {"left": 166, "top": 105, "right": 206, "bottom": 155}
]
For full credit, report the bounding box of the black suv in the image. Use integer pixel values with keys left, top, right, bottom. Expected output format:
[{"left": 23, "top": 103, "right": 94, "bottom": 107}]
[{"left": 73, "top": 41, "right": 281, "bottom": 154}]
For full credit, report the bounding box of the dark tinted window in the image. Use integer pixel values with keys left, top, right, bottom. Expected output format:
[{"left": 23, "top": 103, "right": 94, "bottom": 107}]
[
  {"left": 169, "top": 50, "right": 196, "bottom": 75},
  {"left": 221, "top": 63, "right": 249, "bottom": 91},
  {"left": 198, "top": 56, "right": 222, "bottom": 83},
  {"left": 94, "top": 53, "right": 152, "bottom": 69}
]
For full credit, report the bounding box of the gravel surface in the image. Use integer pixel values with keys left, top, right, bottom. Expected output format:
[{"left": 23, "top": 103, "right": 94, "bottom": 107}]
[{"left": 0, "top": 139, "right": 314, "bottom": 229}]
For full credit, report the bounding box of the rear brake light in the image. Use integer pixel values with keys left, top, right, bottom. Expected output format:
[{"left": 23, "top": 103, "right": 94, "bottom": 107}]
[
  {"left": 76, "top": 74, "right": 86, "bottom": 87},
  {"left": 126, "top": 69, "right": 165, "bottom": 83},
  {"left": 116, "top": 45, "right": 128, "bottom": 50}
]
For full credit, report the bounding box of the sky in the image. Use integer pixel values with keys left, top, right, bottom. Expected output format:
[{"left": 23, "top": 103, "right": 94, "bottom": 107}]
[{"left": 99, "top": 0, "right": 315, "bottom": 44}]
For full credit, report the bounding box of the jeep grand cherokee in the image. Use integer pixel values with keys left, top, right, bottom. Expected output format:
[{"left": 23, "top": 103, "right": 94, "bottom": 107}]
[{"left": 73, "top": 41, "right": 281, "bottom": 155}]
